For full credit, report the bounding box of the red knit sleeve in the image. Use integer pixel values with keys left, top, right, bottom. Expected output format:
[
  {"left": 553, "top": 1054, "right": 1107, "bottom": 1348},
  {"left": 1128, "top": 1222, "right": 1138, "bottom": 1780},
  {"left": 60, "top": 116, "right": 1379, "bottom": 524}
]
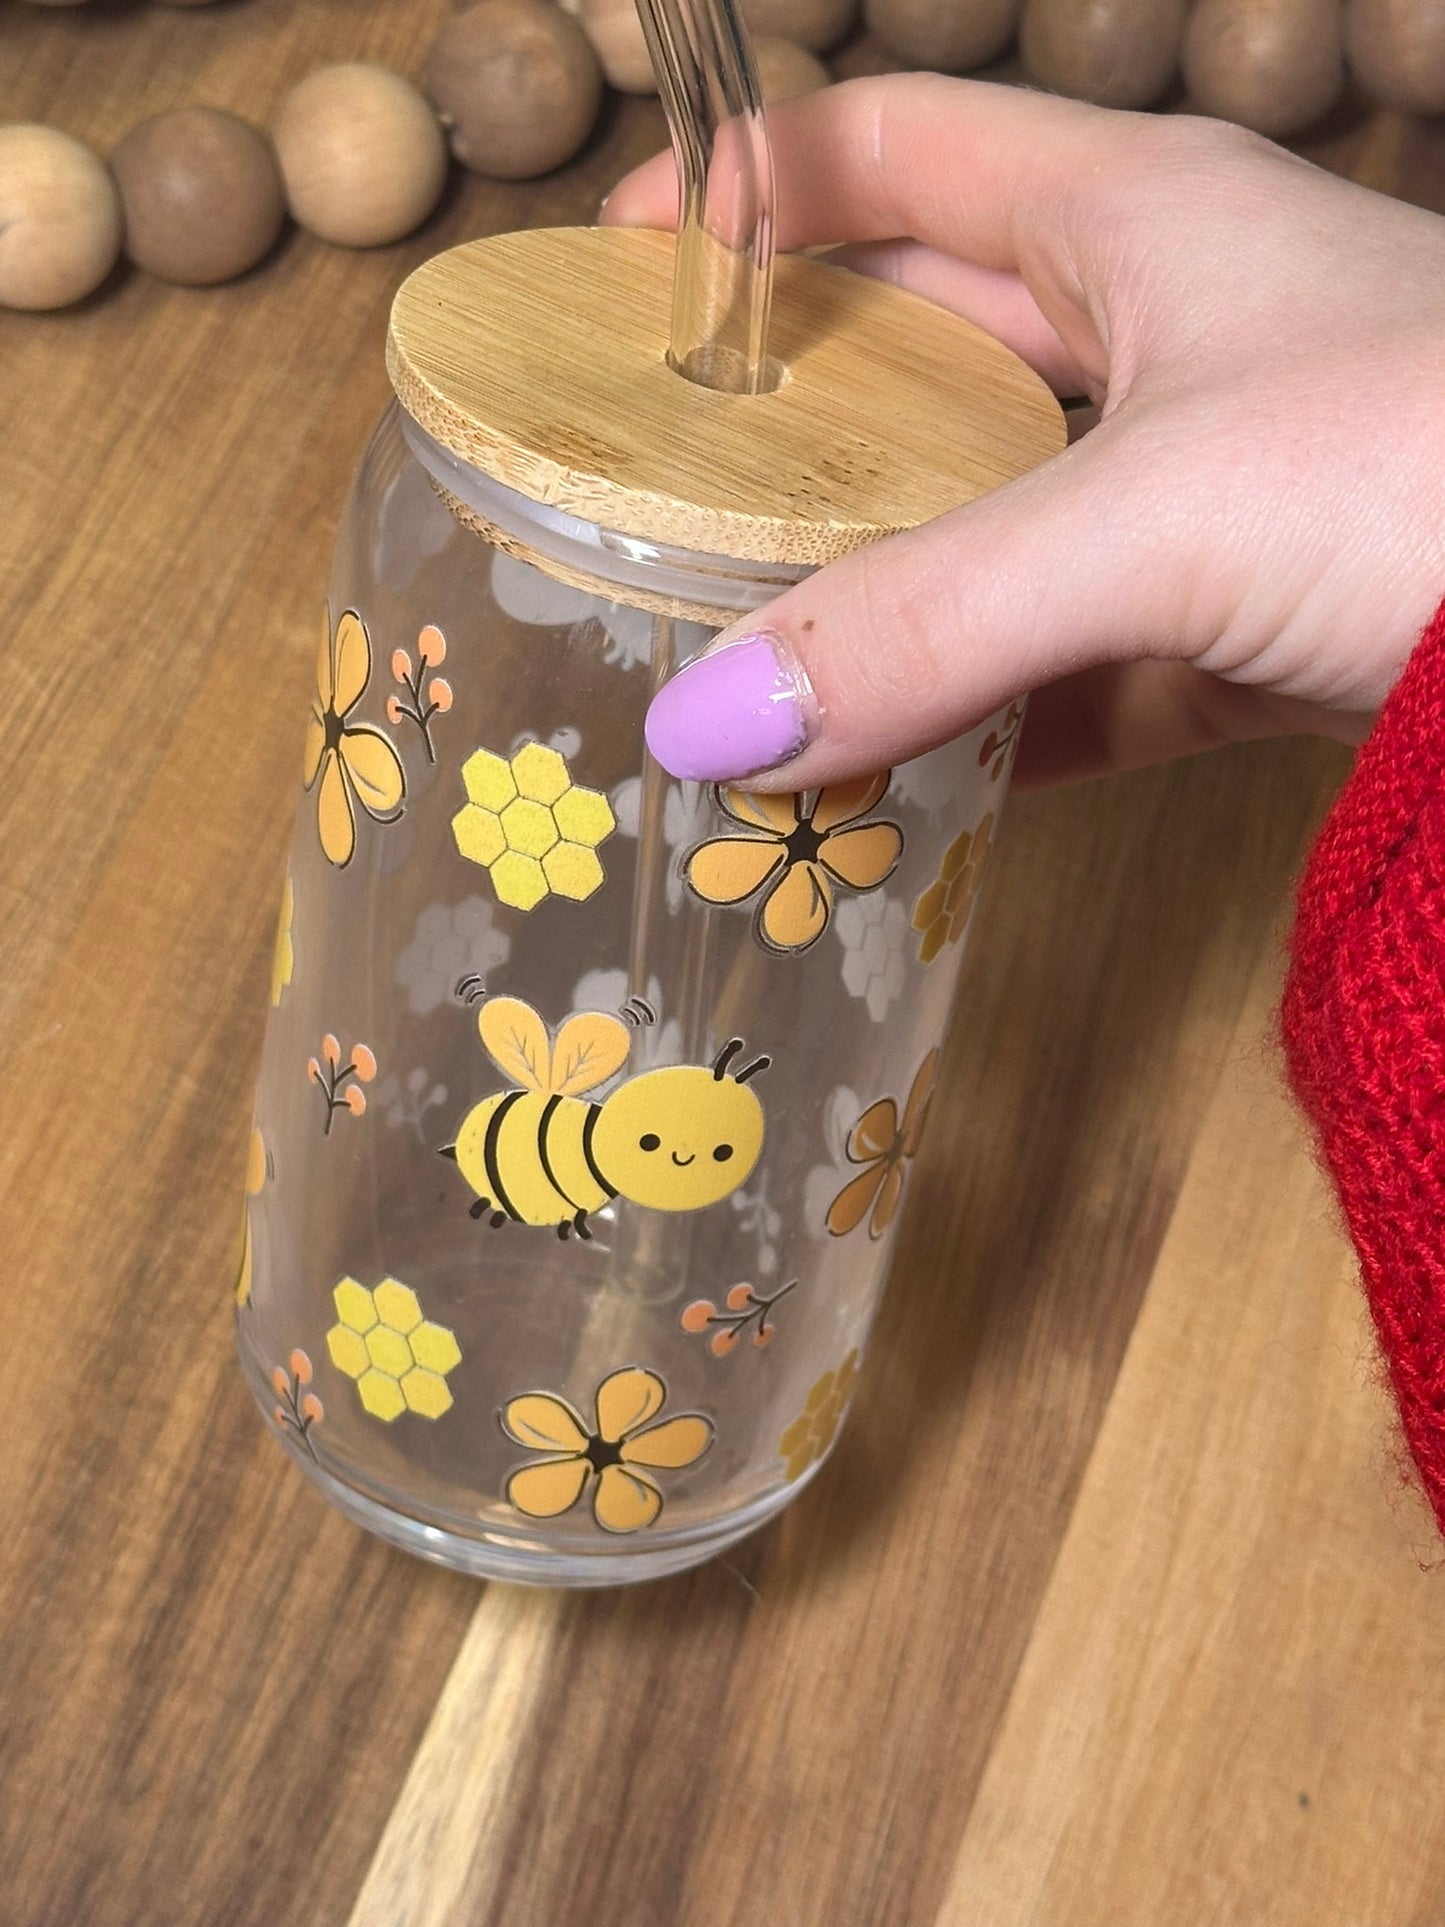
[{"left": 1282, "top": 595, "right": 1445, "bottom": 1533}]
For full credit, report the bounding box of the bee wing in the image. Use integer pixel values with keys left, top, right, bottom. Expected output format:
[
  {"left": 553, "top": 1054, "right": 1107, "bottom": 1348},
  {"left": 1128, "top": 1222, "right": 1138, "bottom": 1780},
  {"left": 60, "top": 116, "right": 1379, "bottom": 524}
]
[
  {"left": 551, "top": 1012, "right": 632, "bottom": 1097},
  {"left": 478, "top": 997, "right": 553, "bottom": 1092}
]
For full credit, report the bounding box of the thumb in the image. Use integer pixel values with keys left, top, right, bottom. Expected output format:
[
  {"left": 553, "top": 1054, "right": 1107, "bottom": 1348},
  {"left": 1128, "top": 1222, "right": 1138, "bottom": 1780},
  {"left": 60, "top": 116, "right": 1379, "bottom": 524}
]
[{"left": 643, "top": 415, "right": 1199, "bottom": 790}]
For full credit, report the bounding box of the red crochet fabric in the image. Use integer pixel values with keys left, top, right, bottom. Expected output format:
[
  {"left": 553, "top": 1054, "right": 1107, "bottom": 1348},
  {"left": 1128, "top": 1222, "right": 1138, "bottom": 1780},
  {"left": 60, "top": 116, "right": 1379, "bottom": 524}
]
[{"left": 1283, "top": 595, "right": 1445, "bottom": 1534}]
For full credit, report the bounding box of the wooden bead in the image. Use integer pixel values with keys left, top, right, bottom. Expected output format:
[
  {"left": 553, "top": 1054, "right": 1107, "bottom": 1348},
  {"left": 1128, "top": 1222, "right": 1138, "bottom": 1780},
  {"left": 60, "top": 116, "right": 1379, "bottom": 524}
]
[
  {"left": 272, "top": 64, "right": 447, "bottom": 249},
  {"left": 0, "top": 124, "right": 120, "bottom": 311},
  {"left": 753, "top": 36, "right": 832, "bottom": 99},
  {"left": 1183, "top": 0, "right": 1344, "bottom": 137},
  {"left": 1346, "top": 0, "right": 1445, "bottom": 113},
  {"left": 740, "top": 0, "right": 858, "bottom": 53},
  {"left": 425, "top": 0, "right": 603, "bottom": 180},
  {"left": 1020, "top": 0, "right": 1187, "bottom": 107},
  {"left": 865, "top": 0, "right": 1019, "bottom": 71},
  {"left": 111, "top": 107, "right": 285, "bottom": 286},
  {"left": 577, "top": 0, "right": 658, "bottom": 94}
]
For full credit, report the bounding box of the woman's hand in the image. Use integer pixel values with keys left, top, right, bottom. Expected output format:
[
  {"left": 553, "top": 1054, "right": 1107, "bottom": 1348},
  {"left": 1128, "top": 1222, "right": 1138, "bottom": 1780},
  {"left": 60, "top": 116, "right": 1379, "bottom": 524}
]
[{"left": 601, "top": 77, "right": 1445, "bottom": 787}]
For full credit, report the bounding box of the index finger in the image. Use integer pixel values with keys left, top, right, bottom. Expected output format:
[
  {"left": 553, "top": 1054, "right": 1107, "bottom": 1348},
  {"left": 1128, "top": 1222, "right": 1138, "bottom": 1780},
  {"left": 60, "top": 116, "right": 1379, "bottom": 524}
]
[{"left": 600, "top": 73, "right": 1134, "bottom": 269}]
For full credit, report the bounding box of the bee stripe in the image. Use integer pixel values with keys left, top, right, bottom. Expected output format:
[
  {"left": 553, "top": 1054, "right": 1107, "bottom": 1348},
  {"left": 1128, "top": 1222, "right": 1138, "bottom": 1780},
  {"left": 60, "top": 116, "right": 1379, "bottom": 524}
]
[
  {"left": 538, "top": 1096, "right": 586, "bottom": 1212},
  {"left": 581, "top": 1105, "right": 615, "bottom": 1201},
  {"left": 485, "top": 1091, "right": 525, "bottom": 1221}
]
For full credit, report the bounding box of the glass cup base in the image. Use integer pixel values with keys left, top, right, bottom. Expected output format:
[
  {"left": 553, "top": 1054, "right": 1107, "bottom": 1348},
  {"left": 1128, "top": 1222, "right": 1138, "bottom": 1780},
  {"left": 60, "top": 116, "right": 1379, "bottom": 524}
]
[{"left": 241, "top": 1347, "right": 819, "bottom": 1588}]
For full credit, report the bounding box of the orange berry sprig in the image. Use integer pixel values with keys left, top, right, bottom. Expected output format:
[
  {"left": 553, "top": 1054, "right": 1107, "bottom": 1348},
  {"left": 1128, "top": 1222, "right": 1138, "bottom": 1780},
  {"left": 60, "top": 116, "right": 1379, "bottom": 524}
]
[
  {"left": 386, "top": 624, "right": 453, "bottom": 762},
  {"left": 305, "top": 1032, "right": 378, "bottom": 1135},
  {"left": 681, "top": 1278, "right": 797, "bottom": 1355},
  {"left": 271, "top": 1349, "right": 324, "bottom": 1458}
]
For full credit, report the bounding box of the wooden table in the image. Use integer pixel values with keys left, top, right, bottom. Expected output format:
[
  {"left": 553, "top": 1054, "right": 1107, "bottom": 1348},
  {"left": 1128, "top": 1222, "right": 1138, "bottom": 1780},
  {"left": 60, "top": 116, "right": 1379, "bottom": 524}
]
[{"left": 6, "top": 9, "right": 1445, "bottom": 1923}]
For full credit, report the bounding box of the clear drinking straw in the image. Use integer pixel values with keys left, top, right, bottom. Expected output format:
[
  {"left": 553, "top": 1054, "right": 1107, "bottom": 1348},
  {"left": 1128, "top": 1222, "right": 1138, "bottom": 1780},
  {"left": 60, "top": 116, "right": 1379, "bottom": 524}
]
[
  {"left": 633, "top": 0, "right": 778, "bottom": 394},
  {"left": 588, "top": 0, "right": 779, "bottom": 1323}
]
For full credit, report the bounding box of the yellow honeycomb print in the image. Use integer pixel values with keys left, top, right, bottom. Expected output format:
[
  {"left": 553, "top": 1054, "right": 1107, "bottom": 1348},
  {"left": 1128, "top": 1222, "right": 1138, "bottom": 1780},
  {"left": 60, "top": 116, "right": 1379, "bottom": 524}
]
[
  {"left": 451, "top": 742, "right": 615, "bottom": 911},
  {"left": 325, "top": 1276, "right": 461, "bottom": 1422}
]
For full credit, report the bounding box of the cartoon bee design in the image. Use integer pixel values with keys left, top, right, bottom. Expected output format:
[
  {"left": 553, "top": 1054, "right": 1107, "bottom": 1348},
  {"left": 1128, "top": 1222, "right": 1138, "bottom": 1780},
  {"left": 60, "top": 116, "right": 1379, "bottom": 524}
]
[{"left": 442, "top": 994, "right": 769, "bottom": 1240}]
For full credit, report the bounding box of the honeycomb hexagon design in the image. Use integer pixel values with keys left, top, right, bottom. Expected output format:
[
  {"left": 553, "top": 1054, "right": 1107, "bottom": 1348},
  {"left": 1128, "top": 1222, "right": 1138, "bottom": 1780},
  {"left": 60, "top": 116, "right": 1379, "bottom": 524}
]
[
  {"left": 326, "top": 1276, "right": 461, "bottom": 1422},
  {"left": 451, "top": 743, "right": 615, "bottom": 910}
]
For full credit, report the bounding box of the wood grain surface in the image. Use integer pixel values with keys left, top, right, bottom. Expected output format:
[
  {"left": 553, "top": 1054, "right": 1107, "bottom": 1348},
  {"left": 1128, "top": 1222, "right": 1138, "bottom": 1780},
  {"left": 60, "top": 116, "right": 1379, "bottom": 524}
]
[{"left": 4, "top": 9, "right": 1445, "bottom": 1924}]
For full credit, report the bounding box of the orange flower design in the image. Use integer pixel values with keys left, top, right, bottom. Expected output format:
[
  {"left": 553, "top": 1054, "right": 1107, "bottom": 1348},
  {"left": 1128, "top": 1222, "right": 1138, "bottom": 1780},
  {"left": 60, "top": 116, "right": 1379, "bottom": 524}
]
[
  {"left": 826, "top": 1047, "right": 939, "bottom": 1240},
  {"left": 912, "top": 814, "right": 994, "bottom": 965},
  {"left": 683, "top": 774, "right": 902, "bottom": 955},
  {"left": 235, "top": 1124, "right": 268, "bottom": 1307},
  {"left": 302, "top": 607, "right": 405, "bottom": 868},
  {"left": 502, "top": 1367, "right": 713, "bottom": 1533},
  {"left": 269, "top": 874, "right": 294, "bottom": 1007}
]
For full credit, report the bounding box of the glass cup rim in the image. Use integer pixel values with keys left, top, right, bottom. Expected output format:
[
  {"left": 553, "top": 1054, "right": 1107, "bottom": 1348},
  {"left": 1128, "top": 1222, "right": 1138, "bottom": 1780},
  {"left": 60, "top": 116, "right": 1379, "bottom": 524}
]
[{"left": 400, "top": 410, "right": 813, "bottom": 618}]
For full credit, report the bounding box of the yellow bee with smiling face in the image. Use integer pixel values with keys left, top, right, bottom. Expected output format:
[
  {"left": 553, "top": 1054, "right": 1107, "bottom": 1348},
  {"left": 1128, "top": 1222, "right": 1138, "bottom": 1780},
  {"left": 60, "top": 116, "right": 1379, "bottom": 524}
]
[{"left": 443, "top": 995, "right": 769, "bottom": 1240}]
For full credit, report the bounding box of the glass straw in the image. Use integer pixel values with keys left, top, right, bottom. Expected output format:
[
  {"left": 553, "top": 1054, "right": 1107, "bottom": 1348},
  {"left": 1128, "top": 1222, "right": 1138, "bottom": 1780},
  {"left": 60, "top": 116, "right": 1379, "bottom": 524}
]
[
  {"left": 633, "top": 0, "right": 778, "bottom": 394},
  {"left": 587, "top": 0, "right": 778, "bottom": 1328}
]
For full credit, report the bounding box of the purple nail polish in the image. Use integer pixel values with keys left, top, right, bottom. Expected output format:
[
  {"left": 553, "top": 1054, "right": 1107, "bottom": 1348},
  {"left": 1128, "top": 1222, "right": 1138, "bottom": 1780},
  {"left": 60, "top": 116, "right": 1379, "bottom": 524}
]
[{"left": 644, "top": 634, "right": 810, "bottom": 782}]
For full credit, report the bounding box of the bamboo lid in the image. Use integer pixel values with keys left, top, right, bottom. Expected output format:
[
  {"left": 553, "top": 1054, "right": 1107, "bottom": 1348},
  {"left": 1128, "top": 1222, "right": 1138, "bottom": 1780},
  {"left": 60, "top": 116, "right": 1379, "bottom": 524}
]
[{"left": 387, "top": 225, "right": 1065, "bottom": 568}]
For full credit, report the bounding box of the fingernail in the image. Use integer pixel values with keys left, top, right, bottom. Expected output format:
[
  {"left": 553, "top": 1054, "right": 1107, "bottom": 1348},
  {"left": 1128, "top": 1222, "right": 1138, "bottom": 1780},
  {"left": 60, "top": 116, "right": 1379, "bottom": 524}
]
[{"left": 644, "top": 633, "right": 812, "bottom": 782}]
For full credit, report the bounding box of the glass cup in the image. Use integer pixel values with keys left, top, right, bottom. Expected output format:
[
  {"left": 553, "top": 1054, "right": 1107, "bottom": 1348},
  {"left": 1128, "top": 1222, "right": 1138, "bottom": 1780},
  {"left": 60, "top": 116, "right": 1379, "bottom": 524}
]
[{"left": 235, "top": 401, "right": 1020, "bottom": 1586}]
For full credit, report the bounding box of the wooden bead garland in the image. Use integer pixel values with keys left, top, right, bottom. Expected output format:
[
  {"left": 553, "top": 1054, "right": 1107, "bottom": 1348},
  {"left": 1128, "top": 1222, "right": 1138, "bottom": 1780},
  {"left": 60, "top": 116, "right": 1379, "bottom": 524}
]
[
  {"left": 5, "top": 0, "right": 1443, "bottom": 313},
  {"left": 1, "top": 10, "right": 624, "bottom": 311}
]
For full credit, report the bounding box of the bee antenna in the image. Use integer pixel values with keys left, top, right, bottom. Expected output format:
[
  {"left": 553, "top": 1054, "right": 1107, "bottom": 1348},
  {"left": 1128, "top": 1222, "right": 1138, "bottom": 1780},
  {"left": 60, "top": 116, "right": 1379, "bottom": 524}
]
[
  {"left": 712, "top": 1037, "right": 744, "bottom": 1081},
  {"left": 734, "top": 1054, "right": 770, "bottom": 1085}
]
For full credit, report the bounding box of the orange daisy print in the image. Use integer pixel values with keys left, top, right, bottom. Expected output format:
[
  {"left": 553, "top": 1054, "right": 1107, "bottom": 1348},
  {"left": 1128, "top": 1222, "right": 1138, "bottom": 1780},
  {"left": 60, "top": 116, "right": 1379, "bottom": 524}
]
[
  {"left": 302, "top": 607, "right": 405, "bottom": 868},
  {"left": 826, "top": 1046, "right": 939, "bottom": 1240},
  {"left": 501, "top": 1367, "right": 713, "bottom": 1534},
  {"left": 683, "top": 773, "right": 903, "bottom": 955},
  {"left": 235, "top": 1124, "right": 268, "bottom": 1307}
]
